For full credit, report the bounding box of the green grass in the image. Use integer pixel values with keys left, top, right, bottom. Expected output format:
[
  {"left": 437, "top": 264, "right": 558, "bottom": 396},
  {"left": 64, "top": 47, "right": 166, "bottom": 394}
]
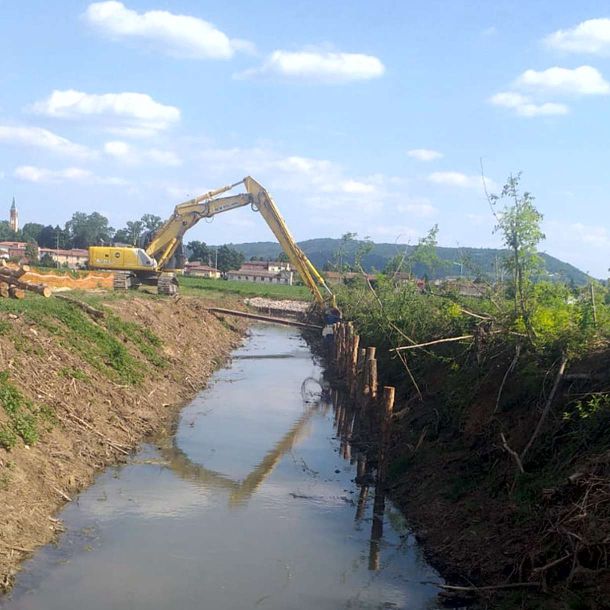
[
  {"left": 179, "top": 276, "right": 312, "bottom": 301},
  {"left": 0, "top": 371, "right": 47, "bottom": 449},
  {"left": 0, "top": 294, "right": 165, "bottom": 384}
]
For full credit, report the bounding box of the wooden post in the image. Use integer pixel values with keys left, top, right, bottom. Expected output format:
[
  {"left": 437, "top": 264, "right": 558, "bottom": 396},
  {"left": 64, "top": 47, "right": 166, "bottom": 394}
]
[
  {"left": 363, "top": 347, "right": 376, "bottom": 399},
  {"left": 350, "top": 335, "right": 360, "bottom": 387},
  {"left": 344, "top": 322, "right": 354, "bottom": 374},
  {"left": 369, "top": 359, "right": 378, "bottom": 402},
  {"left": 356, "top": 348, "right": 366, "bottom": 401}
]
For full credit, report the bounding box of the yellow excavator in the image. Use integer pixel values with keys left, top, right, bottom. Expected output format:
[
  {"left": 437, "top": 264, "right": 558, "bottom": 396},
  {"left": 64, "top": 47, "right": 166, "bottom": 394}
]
[{"left": 88, "top": 176, "right": 335, "bottom": 309}]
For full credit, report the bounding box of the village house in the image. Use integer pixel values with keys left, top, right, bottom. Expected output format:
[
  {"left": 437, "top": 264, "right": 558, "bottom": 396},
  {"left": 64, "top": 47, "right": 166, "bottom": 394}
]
[
  {"left": 40, "top": 248, "right": 89, "bottom": 269},
  {"left": 227, "top": 260, "right": 294, "bottom": 285},
  {"left": 184, "top": 261, "right": 221, "bottom": 279},
  {"left": 0, "top": 242, "right": 89, "bottom": 269}
]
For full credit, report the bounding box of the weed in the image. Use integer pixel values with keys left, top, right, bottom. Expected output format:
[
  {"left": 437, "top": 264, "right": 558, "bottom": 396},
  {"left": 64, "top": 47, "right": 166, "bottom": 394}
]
[
  {"left": 0, "top": 425, "right": 17, "bottom": 450},
  {"left": 0, "top": 371, "right": 51, "bottom": 449}
]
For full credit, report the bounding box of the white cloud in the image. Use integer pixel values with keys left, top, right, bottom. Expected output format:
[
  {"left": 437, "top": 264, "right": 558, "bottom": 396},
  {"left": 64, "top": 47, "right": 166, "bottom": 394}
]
[
  {"left": 545, "top": 18, "right": 610, "bottom": 55},
  {"left": 489, "top": 91, "right": 569, "bottom": 117},
  {"left": 14, "top": 165, "right": 126, "bottom": 185},
  {"left": 84, "top": 1, "right": 253, "bottom": 59},
  {"left": 428, "top": 171, "right": 490, "bottom": 190},
  {"left": 104, "top": 140, "right": 181, "bottom": 166},
  {"left": 0, "top": 124, "right": 92, "bottom": 157},
  {"left": 397, "top": 199, "right": 437, "bottom": 217},
  {"left": 407, "top": 148, "right": 443, "bottom": 162},
  {"left": 515, "top": 65, "right": 610, "bottom": 95},
  {"left": 30, "top": 89, "right": 180, "bottom": 136},
  {"left": 338, "top": 179, "right": 376, "bottom": 194},
  {"left": 237, "top": 50, "right": 385, "bottom": 83}
]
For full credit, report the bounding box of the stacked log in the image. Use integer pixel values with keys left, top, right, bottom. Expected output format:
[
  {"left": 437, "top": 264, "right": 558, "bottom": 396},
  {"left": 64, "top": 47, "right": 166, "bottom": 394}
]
[{"left": 0, "top": 263, "right": 51, "bottom": 298}]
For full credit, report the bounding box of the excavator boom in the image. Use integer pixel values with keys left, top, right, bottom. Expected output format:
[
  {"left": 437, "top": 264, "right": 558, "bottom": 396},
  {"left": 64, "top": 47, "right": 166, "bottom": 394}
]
[{"left": 242, "top": 177, "right": 334, "bottom": 308}]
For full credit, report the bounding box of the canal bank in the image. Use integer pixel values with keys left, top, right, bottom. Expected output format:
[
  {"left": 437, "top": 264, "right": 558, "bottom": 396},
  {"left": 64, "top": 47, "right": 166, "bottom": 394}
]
[{"left": 1, "top": 325, "right": 443, "bottom": 610}]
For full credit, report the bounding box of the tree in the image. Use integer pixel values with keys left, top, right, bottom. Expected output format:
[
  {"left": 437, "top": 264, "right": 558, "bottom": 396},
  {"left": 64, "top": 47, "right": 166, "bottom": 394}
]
[
  {"left": 39, "top": 252, "right": 56, "bottom": 268},
  {"left": 276, "top": 252, "right": 290, "bottom": 263},
  {"left": 0, "top": 221, "right": 17, "bottom": 241},
  {"left": 409, "top": 224, "right": 442, "bottom": 279},
  {"left": 65, "top": 212, "right": 114, "bottom": 248},
  {"left": 187, "top": 240, "right": 210, "bottom": 263},
  {"left": 113, "top": 229, "right": 131, "bottom": 244},
  {"left": 37, "top": 225, "right": 62, "bottom": 248},
  {"left": 126, "top": 220, "right": 144, "bottom": 245},
  {"left": 490, "top": 173, "right": 544, "bottom": 339},
  {"left": 25, "top": 241, "right": 39, "bottom": 263},
  {"left": 334, "top": 232, "right": 358, "bottom": 272},
  {"left": 216, "top": 245, "right": 244, "bottom": 274},
  {"left": 21, "top": 223, "right": 44, "bottom": 244},
  {"left": 141, "top": 214, "right": 163, "bottom": 233}
]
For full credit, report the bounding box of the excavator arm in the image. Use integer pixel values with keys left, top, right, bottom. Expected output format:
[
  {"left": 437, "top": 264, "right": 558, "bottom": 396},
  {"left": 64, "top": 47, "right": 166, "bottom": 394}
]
[
  {"left": 145, "top": 180, "right": 252, "bottom": 269},
  {"left": 143, "top": 176, "right": 334, "bottom": 308},
  {"left": 242, "top": 177, "right": 335, "bottom": 308}
]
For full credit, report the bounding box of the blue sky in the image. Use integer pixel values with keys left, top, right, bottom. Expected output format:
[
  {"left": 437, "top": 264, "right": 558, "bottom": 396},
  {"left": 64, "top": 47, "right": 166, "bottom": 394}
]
[{"left": 1, "top": 1, "right": 610, "bottom": 275}]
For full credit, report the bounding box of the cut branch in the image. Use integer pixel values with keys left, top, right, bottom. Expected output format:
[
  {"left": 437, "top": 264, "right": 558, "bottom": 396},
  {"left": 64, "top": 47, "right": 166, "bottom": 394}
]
[
  {"left": 494, "top": 344, "right": 521, "bottom": 414},
  {"left": 392, "top": 334, "right": 474, "bottom": 352},
  {"left": 520, "top": 354, "right": 568, "bottom": 463},
  {"left": 500, "top": 432, "right": 525, "bottom": 474}
]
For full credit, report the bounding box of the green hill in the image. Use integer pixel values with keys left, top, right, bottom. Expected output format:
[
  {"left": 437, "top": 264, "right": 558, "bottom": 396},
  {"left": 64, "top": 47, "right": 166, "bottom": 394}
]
[{"left": 222, "top": 238, "right": 590, "bottom": 285}]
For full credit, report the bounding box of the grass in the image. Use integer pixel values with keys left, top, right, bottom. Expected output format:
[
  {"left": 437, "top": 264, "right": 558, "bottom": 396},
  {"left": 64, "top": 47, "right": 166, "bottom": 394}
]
[
  {"left": 179, "top": 276, "right": 312, "bottom": 300},
  {"left": 0, "top": 371, "right": 48, "bottom": 450},
  {"left": 0, "top": 294, "right": 165, "bottom": 384}
]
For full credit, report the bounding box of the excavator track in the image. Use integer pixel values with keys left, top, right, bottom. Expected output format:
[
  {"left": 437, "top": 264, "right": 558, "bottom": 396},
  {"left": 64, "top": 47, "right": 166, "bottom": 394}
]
[
  {"left": 158, "top": 272, "right": 178, "bottom": 296},
  {"left": 113, "top": 271, "right": 132, "bottom": 291}
]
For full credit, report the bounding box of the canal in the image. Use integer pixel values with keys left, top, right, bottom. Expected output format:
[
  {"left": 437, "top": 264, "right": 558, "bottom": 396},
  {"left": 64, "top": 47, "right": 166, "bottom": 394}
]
[{"left": 1, "top": 325, "right": 442, "bottom": 610}]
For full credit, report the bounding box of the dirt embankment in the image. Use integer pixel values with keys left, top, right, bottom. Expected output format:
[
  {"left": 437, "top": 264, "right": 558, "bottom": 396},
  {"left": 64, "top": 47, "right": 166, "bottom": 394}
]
[{"left": 0, "top": 295, "right": 247, "bottom": 590}]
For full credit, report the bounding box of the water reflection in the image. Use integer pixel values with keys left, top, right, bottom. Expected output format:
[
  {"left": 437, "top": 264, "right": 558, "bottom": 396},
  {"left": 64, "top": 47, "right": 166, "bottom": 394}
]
[
  {"left": 159, "top": 400, "right": 324, "bottom": 507},
  {"left": 331, "top": 387, "right": 390, "bottom": 574}
]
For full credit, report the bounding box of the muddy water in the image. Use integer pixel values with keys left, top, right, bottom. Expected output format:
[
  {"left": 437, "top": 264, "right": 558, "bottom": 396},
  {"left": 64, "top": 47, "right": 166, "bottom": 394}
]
[{"left": 2, "top": 325, "right": 442, "bottom": 610}]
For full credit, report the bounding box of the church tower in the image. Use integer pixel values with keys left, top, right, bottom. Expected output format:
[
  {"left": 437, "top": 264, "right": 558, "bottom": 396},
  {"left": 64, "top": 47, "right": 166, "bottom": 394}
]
[{"left": 9, "top": 197, "right": 18, "bottom": 233}]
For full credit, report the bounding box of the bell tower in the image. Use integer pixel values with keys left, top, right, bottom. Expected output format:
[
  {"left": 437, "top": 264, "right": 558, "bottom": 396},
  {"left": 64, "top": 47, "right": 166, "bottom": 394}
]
[{"left": 9, "top": 197, "right": 18, "bottom": 233}]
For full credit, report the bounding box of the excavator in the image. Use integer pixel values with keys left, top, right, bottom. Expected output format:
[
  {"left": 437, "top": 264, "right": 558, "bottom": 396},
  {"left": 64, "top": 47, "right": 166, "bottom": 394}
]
[{"left": 88, "top": 176, "right": 335, "bottom": 310}]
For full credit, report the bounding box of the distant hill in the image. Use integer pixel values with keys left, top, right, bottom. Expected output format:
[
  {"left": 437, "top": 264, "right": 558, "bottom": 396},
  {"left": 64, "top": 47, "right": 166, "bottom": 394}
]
[{"left": 223, "top": 238, "right": 590, "bottom": 285}]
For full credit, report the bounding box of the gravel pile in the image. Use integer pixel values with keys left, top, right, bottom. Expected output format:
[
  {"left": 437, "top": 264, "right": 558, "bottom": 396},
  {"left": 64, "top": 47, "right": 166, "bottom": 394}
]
[{"left": 245, "top": 297, "right": 311, "bottom": 313}]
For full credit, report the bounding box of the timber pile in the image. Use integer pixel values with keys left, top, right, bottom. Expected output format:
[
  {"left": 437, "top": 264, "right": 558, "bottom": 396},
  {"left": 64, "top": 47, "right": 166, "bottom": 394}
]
[{"left": 0, "top": 263, "right": 52, "bottom": 299}]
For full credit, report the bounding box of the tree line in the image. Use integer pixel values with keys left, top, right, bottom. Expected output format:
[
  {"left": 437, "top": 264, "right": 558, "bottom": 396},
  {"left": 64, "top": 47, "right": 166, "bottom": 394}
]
[{"left": 0, "top": 211, "right": 246, "bottom": 272}]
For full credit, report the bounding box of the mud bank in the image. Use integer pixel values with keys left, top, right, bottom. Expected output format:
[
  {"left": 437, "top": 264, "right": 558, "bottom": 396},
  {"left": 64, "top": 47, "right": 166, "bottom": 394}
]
[{"left": 0, "top": 295, "right": 247, "bottom": 590}]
